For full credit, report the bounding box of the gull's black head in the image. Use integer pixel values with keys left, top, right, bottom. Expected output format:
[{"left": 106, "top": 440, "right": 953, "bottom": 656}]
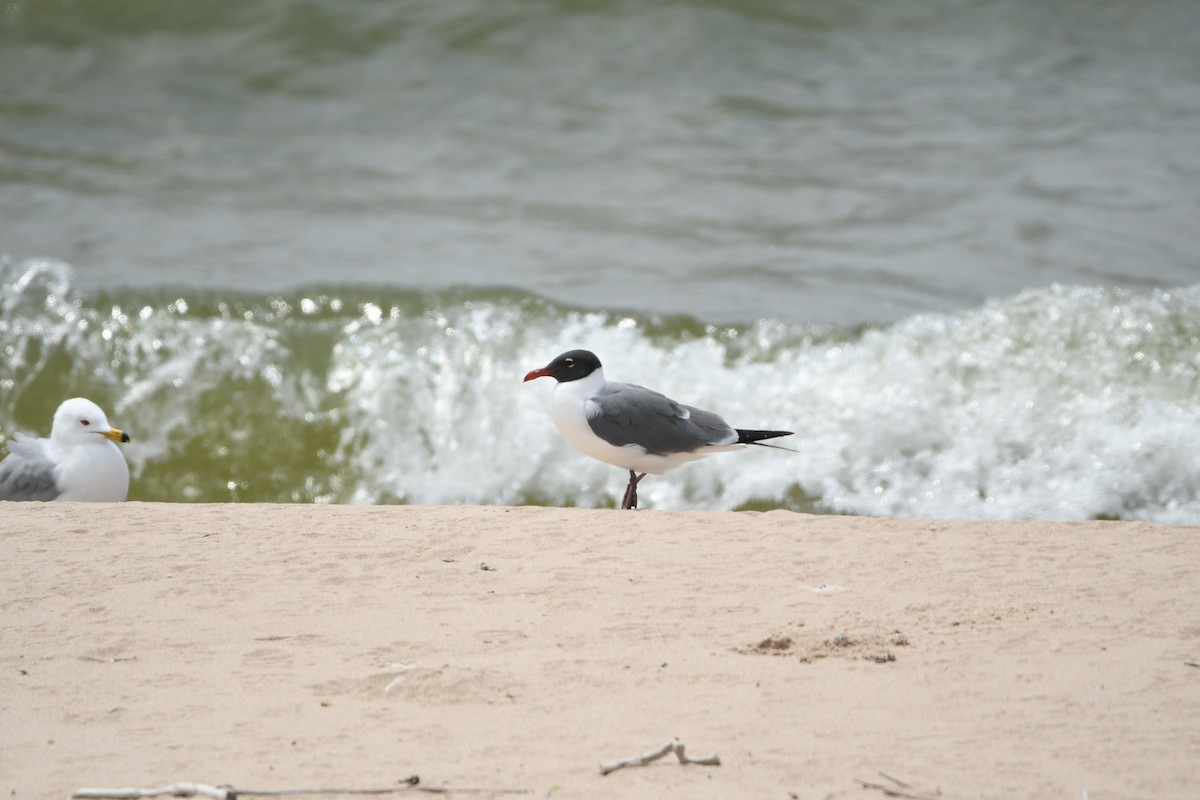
[{"left": 523, "top": 349, "right": 603, "bottom": 383}]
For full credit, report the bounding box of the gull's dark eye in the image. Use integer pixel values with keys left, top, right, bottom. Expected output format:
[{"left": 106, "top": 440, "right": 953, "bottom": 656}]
[
  {"left": 564, "top": 358, "right": 574, "bottom": 365},
  {"left": 80, "top": 419, "right": 91, "bottom": 426}
]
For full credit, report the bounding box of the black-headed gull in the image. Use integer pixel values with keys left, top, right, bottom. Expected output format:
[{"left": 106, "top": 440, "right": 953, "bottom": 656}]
[{"left": 524, "top": 349, "right": 791, "bottom": 509}]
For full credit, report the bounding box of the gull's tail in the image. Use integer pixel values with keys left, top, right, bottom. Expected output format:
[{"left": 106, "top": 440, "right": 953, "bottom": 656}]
[
  {"left": 736, "top": 428, "right": 793, "bottom": 445},
  {"left": 735, "top": 429, "right": 796, "bottom": 452}
]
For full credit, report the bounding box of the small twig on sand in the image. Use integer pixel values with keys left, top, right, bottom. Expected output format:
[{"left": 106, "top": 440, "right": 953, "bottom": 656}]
[
  {"left": 599, "top": 738, "right": 721, "bottom": 776},
  {"left": 876, "top": 772, "right": 913, "bottom": 789},
  {"left": 853, "top": 772, "right": 940, "bottom": 800},
  {"left": 72, "top": 778, "right": 528, "bottom": 799}
]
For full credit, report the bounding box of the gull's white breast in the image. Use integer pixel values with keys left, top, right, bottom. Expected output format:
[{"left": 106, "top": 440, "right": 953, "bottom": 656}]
[{"left": 52, "top": 439, "right": 130, "bottom": 502}]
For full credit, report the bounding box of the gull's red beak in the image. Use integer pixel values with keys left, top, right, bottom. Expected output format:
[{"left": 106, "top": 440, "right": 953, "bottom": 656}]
[{"left": 523, "top": 367, "right": 553, "bottom": 382}]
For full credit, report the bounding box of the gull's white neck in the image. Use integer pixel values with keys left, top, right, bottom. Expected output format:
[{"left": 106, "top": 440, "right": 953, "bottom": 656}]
[
  {"left": 553, "top": 366, "right": 607, "bottom": 402},
  {"left": 548, "top": 367, "right": 607, "bottom": 457}
]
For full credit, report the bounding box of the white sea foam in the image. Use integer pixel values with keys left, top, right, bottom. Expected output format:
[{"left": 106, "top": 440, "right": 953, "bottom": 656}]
[{"left": 326, "top": 283, "right": 1200, "bottom": 521}]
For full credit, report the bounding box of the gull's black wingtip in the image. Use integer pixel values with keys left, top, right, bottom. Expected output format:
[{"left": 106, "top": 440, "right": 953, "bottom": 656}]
[{"left": 735, "top": 428, "right": 793, "bottom": 445}]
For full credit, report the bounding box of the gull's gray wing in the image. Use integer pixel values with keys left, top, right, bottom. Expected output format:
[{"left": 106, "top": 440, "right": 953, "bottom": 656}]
[
  {"left": 587, "top": 381, "right": 737, "bottom": 455},
  {"left": 0, "top": 433, "right": 60, "bottom": 501}
]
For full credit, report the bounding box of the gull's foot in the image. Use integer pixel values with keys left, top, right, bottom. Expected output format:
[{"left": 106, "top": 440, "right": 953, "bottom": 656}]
[{"left": 621, "top": 471, "right": 647, "bottom": 510}]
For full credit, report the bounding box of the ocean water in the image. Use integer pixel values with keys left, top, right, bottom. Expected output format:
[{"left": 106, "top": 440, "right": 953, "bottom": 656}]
[{"left": 2, "top": 1, "right": 1199, "bottom": 519}]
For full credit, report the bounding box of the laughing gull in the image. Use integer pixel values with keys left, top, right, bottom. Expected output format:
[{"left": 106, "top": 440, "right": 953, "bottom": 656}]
[
  {"left": 0, "top": 397, "right": 132, "bottom": 502},
  {"left": 524, "top": 349, "right": 792, "bottom": 509}
]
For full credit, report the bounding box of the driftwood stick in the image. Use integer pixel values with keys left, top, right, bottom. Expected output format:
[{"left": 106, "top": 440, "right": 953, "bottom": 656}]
[
  {"left": 237, "top": 779, "right": 421, "bottom": 797},
  {"left": 73, "top": 779, "right": 528, "bottom": 799},
  {"left": 73, "top": 786, "right": 233, "bottom": 800},
  {"left": 599, "top": 738, "right": 721, "bottom": 776}
]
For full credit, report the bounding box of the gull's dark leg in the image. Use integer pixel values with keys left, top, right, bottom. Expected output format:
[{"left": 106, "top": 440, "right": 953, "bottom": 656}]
[
  {"left": 624, "top": 472, "right": 643, "bottom": 510},
  {"left": 620, "top": 470, "right": 647, "bottom": 510}
]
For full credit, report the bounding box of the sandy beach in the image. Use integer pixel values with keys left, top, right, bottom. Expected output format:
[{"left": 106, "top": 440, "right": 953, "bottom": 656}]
[{"left": 2, "top": 502, "right": 1198, "bottom": 799}]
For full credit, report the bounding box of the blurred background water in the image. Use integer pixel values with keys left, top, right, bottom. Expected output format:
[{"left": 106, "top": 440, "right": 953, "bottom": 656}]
[{"left": 1, "top": 0, "right": 1198, "bottom": 519}]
